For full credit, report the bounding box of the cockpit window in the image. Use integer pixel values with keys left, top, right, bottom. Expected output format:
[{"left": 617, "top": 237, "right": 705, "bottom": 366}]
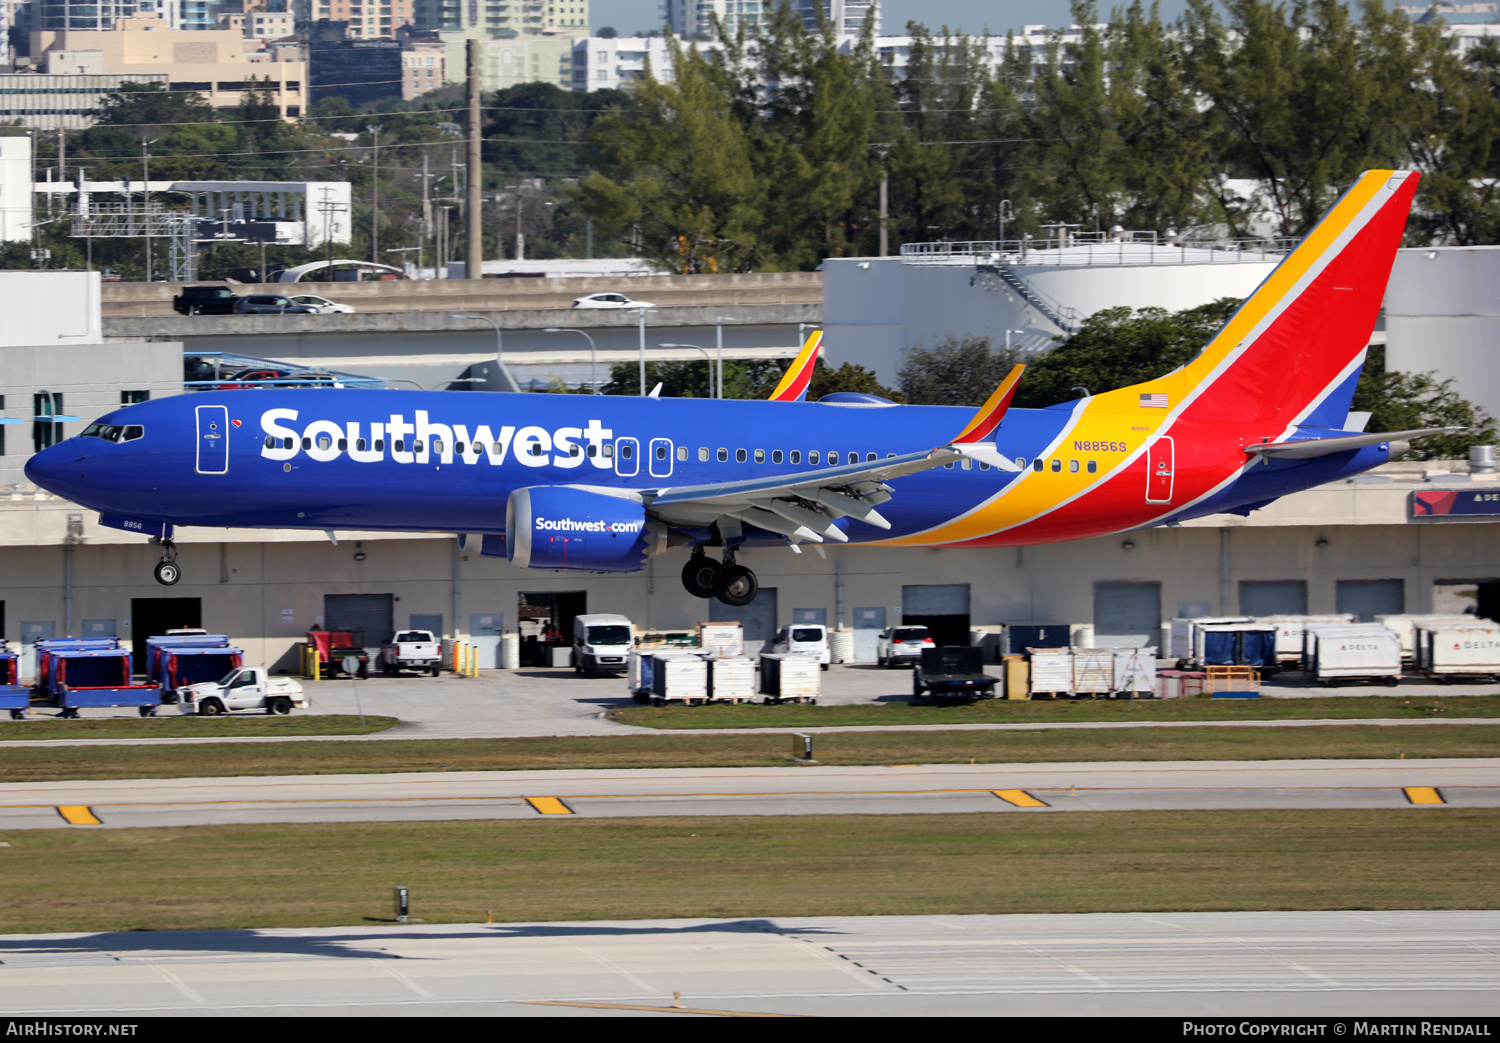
[
  {"left": 122, "top": 426, "right": 144, "bottom": 442},
  {"left": 81, "top": 424, "right": 123, "bottom": 442}
]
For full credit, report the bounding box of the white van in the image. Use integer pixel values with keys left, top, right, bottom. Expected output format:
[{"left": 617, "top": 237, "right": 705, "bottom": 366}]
[
  {"left": 771, "top": 624, "right": 831, "bottom": 669},
  {"left": 572, "top": 614, "right": 634, "bottom": 676}
]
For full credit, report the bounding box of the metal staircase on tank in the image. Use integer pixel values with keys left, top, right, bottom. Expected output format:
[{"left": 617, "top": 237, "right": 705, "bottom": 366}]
[{"left": 970, "top": 263, "right": 1081, "bottom": 335}]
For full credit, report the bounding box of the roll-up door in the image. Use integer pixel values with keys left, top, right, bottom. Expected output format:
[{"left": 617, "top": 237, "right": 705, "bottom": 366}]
[
  {"left": 1094, "top": 581, "right": 1161, "bottom": 648},
  {"left": 324, "top": 593, "right": 395, "bottom": 649},
  {"left": 902, "top": 584, "right": 970, "bottom": 648},
  {"left": 1239, "top": 580, "right": 1308, "bottom": 617},
  {"left": 1336, "top": 579, "right": 1404, "bottom": 623}
]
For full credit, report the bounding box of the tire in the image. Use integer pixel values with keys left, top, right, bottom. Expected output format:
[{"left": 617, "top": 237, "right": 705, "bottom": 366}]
[
  {"left": 268, "top": 697, "right": 292, "bottom": 715},
  {"left": 682, "top": 556, "right": 721, "bottom": 599},
  {"left": 821, "top": 664, "right": 828, "bottom": 671},
  {"left": 431, "top": 665, "right": 441, "bottom": 677},
  {"left": 714, "top": 564, "right": 758, "bottom": 607},
  {"left": 1384, "top": 676, "right": 1399, "bottom": 688},
  {"left": 154, "top": 560, "right": 181, "bottom": 586},
  {"left": 137, "top": 706, "right": 156, "bottom": 717},
  {"left": 199, "top": 700, "right": 225, "bottom": 716},
  {"left": 8, "top": 709, "right": 21, "bottom": 720}
]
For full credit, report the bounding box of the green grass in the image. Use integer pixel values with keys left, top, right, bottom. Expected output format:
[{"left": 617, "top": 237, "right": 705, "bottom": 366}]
[
  {"left": 1, "top": 724, "right": 1495, "bottom": 783},
  {"left": 0, "top": 715, "right": 399, "bottom": 741},
  {"left": 610, "top": 694, "right": 1500, "bottom": 729},
  {"left": 5, "top": 810, "right": 1498, "bottom": 933}
]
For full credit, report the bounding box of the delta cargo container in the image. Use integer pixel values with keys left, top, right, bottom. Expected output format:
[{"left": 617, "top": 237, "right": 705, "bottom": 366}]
[{"left": 1302, "top": 625, "right": 1402, "bottom": 685}]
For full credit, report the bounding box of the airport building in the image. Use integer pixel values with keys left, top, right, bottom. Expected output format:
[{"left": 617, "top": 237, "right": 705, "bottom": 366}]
[{"left": 1, "top": 250, "right": 1496, "bottom": 677}]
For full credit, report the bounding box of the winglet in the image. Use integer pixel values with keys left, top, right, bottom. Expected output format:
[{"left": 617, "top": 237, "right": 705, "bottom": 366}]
[
  {"left": 952, "top": 364, "right": 1025, "bottom": 444},
  {"left": 768, "top": 330, "right": 822, "bottom": 402}
]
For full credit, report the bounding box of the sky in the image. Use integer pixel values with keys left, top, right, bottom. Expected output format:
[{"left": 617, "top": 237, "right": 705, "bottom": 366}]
[{"left": 590, "top": 0, "right": 1197, "bottom": 38}]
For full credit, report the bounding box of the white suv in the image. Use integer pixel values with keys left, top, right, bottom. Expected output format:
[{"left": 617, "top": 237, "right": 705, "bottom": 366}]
[
  {"left": 877, "top": 626, "right": 933, "bottom": 668},
  {"left": 771, "top": 624, "right": 830, "bottom": 669}
]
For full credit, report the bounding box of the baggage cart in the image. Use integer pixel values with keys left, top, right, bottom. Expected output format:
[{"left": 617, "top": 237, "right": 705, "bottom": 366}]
[
  {"left": 0, "top": 644, "right": 26, "bottom": 719},
  {"left": 1205, "top": 665, "right": 1259, "bottom": 697},
  {"left": 759, "top": 653, "right": 820, "bottom": 704},
  {"left": 1419, "top": 625, "right": 1500, "bottom": 680},
  {"left": 705, "top": 656, "right": 755, "bottom": 703},
  {"left": 1194, "top": 623, "right": 1278, "bottom": 671},
  {"left": 1071, "top": 648, "right": 1114, "bottom": 696},
  {"left": 1263, "top": 616, "right": 1354, "bottom": 663},
  {"left": 1027, "top": 647, "right": 1072, "bottom": 698},
  {"left": 156, "top": 646, "right": 244, "bottom": 702},
  {"left": 1378, "top": 615, "right": 1476, "bottom": 663},
  {"left": 697, "top": 622, "right": 744, "bottom": 658},
  {"left": 1302, "top": 625, "right": 1402, "bottom": 685},
  {"left": 1112, "top": 647, "right": 1157, "bottom": 696},
  {"left": 33, "top": 639, "right": 158, "bottom": 718},
  {"left": 1169, "top": 618, "right": 1248, "bottom": 661},
  {"left": 649, "top": 653, "right": 708, "bottom": 705}
]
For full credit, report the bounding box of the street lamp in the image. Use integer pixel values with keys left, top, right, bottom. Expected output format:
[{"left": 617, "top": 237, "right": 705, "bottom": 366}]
[
  {"left": 450, "top": 313, "right": 503, "bottom": 387},
  {"left": 714, "top": 315, "right": 734, "bottom": 400},
  {"left": 659, "top": 343, "right": 714, "bottom": 398},
  {"left": 543, "top": 327, "right": 599, "bottom": 393}
]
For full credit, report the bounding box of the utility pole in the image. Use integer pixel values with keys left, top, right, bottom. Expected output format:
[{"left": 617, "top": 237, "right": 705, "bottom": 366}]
[
  {"left": 367, "top": 124, "right": 382, "bottom": 264},
  {"left": 465, "top": 38, "right": 483, "bottom": 282},
  {"left": 142, "top": 139, "right": 153, "bottom": 282}
]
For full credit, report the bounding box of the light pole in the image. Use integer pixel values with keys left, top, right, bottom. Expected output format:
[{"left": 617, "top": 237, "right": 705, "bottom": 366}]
[
  {"left": 658, "top": 343, "right": 714, "bottom": 398},
  {"left": 636, "top": 306, "right": 647, "bottom": 396},
  {"left": 1004, "top": 328, "right": 1027, "bottom": 353},
  {"left": 543, "top": 327, "right": 598, "bottom": 392},
  {"left": 451, "top": 313, "right": 503, "bottom": 388},
  {"left": 141, "top": 137, "right": 158, "bottom": 281},
  {"left": 714, "top": 314, "right": 734, "bottom": 399}
]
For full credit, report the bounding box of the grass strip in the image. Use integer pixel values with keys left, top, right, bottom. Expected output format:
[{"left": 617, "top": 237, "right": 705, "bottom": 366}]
[
  {"left": 3, "top": 809, "right": 1497, "bottom": 934},
  {"left": 0, "top": 715, "right": 399, "bottom": 741},
  {"left": 611, "top": 694, "right": 1500, "bottom": 729},
  {"left": 0, "top": 725, "right": 1495, "bottom": 783}
]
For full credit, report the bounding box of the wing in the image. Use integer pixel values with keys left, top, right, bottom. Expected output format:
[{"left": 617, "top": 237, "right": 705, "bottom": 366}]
[{"left": 647, "top": 365, "right": 1026, "bottom": 545}]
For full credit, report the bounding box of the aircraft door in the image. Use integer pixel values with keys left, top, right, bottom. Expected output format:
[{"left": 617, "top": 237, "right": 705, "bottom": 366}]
[
  {"left": 1145, "top": 435, "right": 1175, "bottom": 504},
  {"left": 614, "top": 437, "right": 639, "bottom": 477},
  {"left": 196, "top": 405, "right": 229, "bottom": 475},
  {"left": 648, "top": 438, "right": 673, "bottom": 478}
]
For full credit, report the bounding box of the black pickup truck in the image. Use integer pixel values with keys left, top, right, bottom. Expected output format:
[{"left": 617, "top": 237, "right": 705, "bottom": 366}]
[
  {"left": 912, "top": 646, "right": 1000, "bottom": 704},
  {"left": 173, "top": 285, "right": 240, "bottom": 315}
]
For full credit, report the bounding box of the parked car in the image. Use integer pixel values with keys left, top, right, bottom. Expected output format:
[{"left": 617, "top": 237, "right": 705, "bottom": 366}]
[
  {"left": 232, "top": 294, "right": 320, "bottom": 315},
  {"left": 288, "top": 294, "right": 356, "bottom": 314},
  {"left": 770, "top": 624, "right": 831, "bottom": 669},
  {"left": 173, "top": 286, "right": 240, "bottom": 315},
  {"left": 877, "top": 625, "right": 934, "bottom": 668},
  {"left": 570, "top": 292, "right": 656, "bottom": 309}
]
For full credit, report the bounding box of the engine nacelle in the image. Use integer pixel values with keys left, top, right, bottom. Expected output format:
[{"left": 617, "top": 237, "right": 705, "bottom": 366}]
[{"left": 506, "top": 486, "right": 652, "bottom": 572}]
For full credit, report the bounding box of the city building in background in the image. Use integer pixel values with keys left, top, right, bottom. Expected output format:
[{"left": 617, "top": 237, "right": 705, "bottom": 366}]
[{"left": 308, "top": 18, "right": 400, "bottom": 105}]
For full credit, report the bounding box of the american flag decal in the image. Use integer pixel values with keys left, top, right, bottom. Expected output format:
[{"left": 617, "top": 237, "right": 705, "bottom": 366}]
[{"left": 1140, "top": 393, "right": 1169, "bottom": 408}]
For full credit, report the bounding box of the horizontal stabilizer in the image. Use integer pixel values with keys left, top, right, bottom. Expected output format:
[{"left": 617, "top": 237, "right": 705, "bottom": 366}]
[{"left": 1244, "top": 428, "right": 1461, "bottom": 460}]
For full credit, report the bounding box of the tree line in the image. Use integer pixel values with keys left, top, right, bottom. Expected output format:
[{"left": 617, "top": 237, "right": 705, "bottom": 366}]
[{"left": 575, "top": 0, "right": 1500, "bottom": 271}]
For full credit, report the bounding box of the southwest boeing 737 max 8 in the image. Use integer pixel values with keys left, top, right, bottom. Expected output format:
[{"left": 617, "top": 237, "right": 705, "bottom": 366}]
[{"left": 25, "top": 170, "right": 1454, "bottom": 605}]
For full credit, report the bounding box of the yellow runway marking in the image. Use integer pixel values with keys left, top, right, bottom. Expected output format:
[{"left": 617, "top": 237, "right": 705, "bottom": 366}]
[
  {"left": 992, "top": 789, "right": 1049, "bottom": 808},
  {"left": 1403, "top": 787, "right": 1446, "bottom": 805},
  {"left": 523, "top": 1000, "right": 798, "bottom": 1017},
  {"left": 56, "top": 805, "right": 101, "bottom": 825},
  {"left": 525, "top": 796, "right": 574, "bottom": 815}
]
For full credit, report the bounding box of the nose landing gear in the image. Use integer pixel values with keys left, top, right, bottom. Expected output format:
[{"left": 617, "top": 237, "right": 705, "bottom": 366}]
[
  {"left": 151, "top": 537, "right": 180, "bottom": 586},
  {"left": 680, "top": 547, "right": 759, "bottom": 606}
]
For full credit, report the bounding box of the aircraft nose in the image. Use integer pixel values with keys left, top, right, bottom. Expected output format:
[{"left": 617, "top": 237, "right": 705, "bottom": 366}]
[{"left": 24, "top": 440, "right": 87, "bottom": 500}]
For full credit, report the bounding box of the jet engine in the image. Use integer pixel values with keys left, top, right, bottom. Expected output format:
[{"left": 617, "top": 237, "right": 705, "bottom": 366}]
[{"left": 506, "top": 486, "right": 652, "bottom": 572}]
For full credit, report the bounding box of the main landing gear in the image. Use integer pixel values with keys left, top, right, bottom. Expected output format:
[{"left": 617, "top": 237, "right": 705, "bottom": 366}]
[
  {"left": 681, "top": 548, "right": 759, "bottom": 607},
  {"left": 151, "top": 537, "right": 180, "bottom": 586}
]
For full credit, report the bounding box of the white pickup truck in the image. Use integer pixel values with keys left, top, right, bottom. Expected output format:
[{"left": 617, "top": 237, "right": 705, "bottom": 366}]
[
  {"left": 176, "top": 666, "right": 309, "bottom": 716},
  {"left": 380, "top": 630, "right": 443, "bottom": 676}
]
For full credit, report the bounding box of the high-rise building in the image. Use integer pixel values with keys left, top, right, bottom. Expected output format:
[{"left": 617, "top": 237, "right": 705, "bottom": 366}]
[
  {"left": 412, "top": 0, "right": 588, "bottom": 37},
  {"left": 664, "top": 0, "right": 875, "bottom": 39},
  {"left": 306, "top": 0, "right": 415, "bottom": 40}
]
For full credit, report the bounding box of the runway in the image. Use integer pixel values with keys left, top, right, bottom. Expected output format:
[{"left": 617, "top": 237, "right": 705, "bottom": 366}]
[
  {"left": 1, "top": 911, "right": 1496, "bottom": 1017},
  {"left": 3, "top": 758, "right": 1497, "bottom": 830}
]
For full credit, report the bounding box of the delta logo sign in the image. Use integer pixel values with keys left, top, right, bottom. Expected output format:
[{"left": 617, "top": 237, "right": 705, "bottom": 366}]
[{"left": 1412, "top": 490, "right": 1500, "bottom": 517}]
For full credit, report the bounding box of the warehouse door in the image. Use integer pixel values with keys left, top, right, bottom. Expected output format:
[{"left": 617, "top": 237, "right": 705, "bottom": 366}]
[
  {"left": 1239, "top": 580, "right": 1308, "bottom": 617},
  {"left": 130, "top": 597, "right": 202, "bottom": 670},
  {"left": 902, "top": 584, "right": 970, "bottom": 648},
  {"left": 1094, "top": 581, "right": 1161, "bottom": 648},
  {"left": 324, "top": 593, "right": 394, "bottom": 649},
  {"left": 470, "top": 612, "right": 504, "bottom": 669},
  {"left": 852, "top": 606, "right": 886, "bottom": 663},
  {"left": 1335, "top": 579, "right": 1404, "bottom": 623},
  {"left": 711, "top": 588, "right": 778, "bottom": 653}
]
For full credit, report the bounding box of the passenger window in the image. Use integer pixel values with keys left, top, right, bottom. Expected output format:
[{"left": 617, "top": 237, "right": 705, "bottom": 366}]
[
  {"left": 302, "top": 437, "right": 311, "bottom": 450},
  {"left": 961, "top": 458, "right": 972, "bottom": 470},
  {"left": 791, "top": 450, "right": 801, "bottom": 464},
  {"left": 866, "top": 452, "right": 876, "bottom": 462},
  {"left": 357, "top": 439, "right": 367, "bottom": 452},
  {"left": 264, "top": 435, "right": 275, "bottom": 449},
  {"left": 828, "top": 451, "right": 839, "bottom": 465},
  {"left": 338, "top": 439, "right": 348, "bottom": 451},
  {"left": 886, "top": 452, "right": 895, "bottom": 459},
  {"left": 587, "top": 444, "right": 597, "bottom": 457},
  {"left": 376, "top": 440, "right": 385, "bottom": 452},
  {"left": 943, "top": 461, "right": 954, "bottom": 469},
  {"left": 431, "top": 440, "right": 442, "bottom": 454},
  {"left": 529, "top": 444, "right": 543, "bottom": 457},
  {"left": 677, "top": 446, "right": 688, "bottom": 461},
  {"left": 604, "top": 444, "right": 614, "bottom": 458},
  {"left": 1051, "top": 459, "right": 1061, "bottom": 473},
  {"left": 809, "top": 451, "right": 819, "bottom": 465},
  {"left": 570, "top": 444, "right": 580, "bottom": 457},
  {"left": 655, "top": 445, "right": 667, "bottom": 460},
  {"left": 394, "top": 440, "right": 405, "bottom": 452},
  {"left": 1069, "top": 459, "right": 1079, "bottom": 473},
  {"left": 979, "top": 461, "right": 991, "bottom": 470},
  {"left": 698, "top": 447, "right": 709, "bottom": 461},
  {"left": 621, "top": 444, "right": 633, "bottom": 459},
  {"left": 282, "top": 437, "right": 293, "bottom": 449},
  {"left": 773, "top": 450, "right": 783, "bottom": 464},
  {"left": 1087, "top": 459, "right": 1098, "bottom": 473},
  {"left": 736, "top": 448, "right": 747, "bottom": 463},
  {"left": 717, "top": 448, "right": 727, "bottom": 462},
  {"left": 414, "top": 441, "right": 425, "bottom": 454},
  {"left": 754, "top": 449, "right": 765, "bottom": 463},
  {"left": 1017, "top": 457, "right": 1027, "bottom": 468}
]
